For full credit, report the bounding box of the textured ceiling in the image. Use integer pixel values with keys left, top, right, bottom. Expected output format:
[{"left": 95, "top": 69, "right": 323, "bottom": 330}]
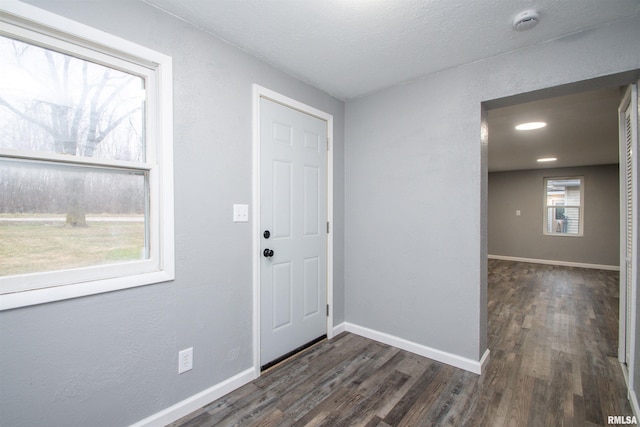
[
  {"left": 488, "top": 87, "right": 622, "bottom": 172},
  {"left": 143, "top": 0, "right": 639, "bottom": 100},
  {"left": 143, "top": 0, "right": 637, "bottom": 171}
]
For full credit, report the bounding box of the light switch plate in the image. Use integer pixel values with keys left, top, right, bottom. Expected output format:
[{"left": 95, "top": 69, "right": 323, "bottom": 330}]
[
  {"left": 178, "top": 347, "right": 193, "bottom": 374},
  {"left": 233, "top": 204, "right": 249, "bottom": 222}
]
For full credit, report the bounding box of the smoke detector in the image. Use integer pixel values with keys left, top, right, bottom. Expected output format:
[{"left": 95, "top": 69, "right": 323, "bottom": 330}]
[{"left": 513, "top": 9, "right": 540, "bottom": 31}]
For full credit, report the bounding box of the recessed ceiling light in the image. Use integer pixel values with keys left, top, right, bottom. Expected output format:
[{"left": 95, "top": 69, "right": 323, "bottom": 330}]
[
  {"left": 516, "top": 122, "right": 547, "bottom": 131},
  {"left": 537, "top": 157, "right": 557, "bottom": 163}
]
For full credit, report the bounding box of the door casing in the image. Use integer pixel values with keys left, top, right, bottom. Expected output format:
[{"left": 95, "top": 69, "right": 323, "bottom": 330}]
[
  {"left": 252, "top": 85, "right": 334, "bottom": 377},
  {"left": 619, "top": 83, "right": 639, "bottom": 389}
]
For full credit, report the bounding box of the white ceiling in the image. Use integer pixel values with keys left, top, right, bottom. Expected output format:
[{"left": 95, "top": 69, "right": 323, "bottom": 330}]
[
  {"left": 143, "top": 0, "right": 637, "bottom": 171},
  {"left": 488, "top": 87, "right": 622, "bottom": 172},
  {"left": 144, "top": 0, "right": 639, "bottom": 100}
]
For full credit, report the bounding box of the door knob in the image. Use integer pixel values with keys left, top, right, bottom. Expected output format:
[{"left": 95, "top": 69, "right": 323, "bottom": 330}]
[{"left": 263, "top": 248, "right": 274, "bottom": 257}]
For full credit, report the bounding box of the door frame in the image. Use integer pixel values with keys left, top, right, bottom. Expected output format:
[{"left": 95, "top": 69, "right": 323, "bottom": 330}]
[
  {"left": 251, "top": 85, "right": 334, "bottom": 377},
  {"left": 484, "top": 73, "right": 640, "bottom": 415},
  {"left": 619, "top": 83, "right": 639, "bottom": 387}
]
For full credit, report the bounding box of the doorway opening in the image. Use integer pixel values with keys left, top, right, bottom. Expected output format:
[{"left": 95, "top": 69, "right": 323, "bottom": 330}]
[{"left": 484, "top": 72, "right": 639, "bottom": 395}]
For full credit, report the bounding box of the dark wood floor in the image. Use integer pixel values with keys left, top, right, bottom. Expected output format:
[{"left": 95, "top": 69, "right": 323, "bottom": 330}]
[{"left": 170, "top": 260, "right": 633, "bottom": 426}]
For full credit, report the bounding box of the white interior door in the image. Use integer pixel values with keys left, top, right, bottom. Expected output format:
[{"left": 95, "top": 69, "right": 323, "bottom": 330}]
[
  {"left": 620, "top": 82, "right": 639, "bottom": 369},
  {"left": 260, "top": 96, "right": 328, "bottom": 367}
]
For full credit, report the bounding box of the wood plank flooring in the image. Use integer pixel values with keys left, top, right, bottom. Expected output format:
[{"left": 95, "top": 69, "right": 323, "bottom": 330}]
[{"left": 170, "top": 260, "right": 633, "bottom": 426}]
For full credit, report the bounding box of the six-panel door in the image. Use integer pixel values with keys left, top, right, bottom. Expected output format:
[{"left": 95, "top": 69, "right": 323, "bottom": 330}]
[{"left": 260, "top": 97, "right": 328, "bottom": 367}]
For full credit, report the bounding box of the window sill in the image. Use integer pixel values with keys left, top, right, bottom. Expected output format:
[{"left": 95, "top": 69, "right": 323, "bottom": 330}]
[{"left": 0, "top": 270, "right": 174, "bottom": 311}]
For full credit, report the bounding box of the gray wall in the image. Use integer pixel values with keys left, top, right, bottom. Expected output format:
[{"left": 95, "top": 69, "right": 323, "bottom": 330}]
[
  {"left": 344, "top": 14, "right": 640, "bottom": 365},
  {"left": 488, "top": 165, "right": 620, "bottom": 266},
  {"left": 0, "top": 1, "right": 345, "bottom": 426}
]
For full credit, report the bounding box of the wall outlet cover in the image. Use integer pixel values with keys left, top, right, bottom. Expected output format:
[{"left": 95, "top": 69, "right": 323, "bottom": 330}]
[
  {"left": 178, "top": 347, "right": 193, "bottom": 374},
  {"left": 233, "top": 204, "right": 249, "bottom": 222}
]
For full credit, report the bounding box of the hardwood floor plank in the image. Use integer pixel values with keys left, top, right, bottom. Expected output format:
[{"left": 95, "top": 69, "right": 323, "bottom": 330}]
[
  {"left": 381, "top": 362, "right": 442, "bottom": 425},
  {"left": 582, "top": 362, "right": 605, "bottom": 424},
  {"left": 556, "top": 353, "right": 576, "bottom": 426},
  {"left": 172, "top": 260, "right": 633, "bottom": 427},
  {"left": 316, "top": 371, "right": 408, "bottom": 426},
  {"left": 279, "top": 340, "right": 393, "bottom": 420},
  {"left": 455, "top": 375, "right": 496, "bottom": 427},
  {"left": 314, "top": 387, "right": 367, "bottom": 427},
  {"left": 419, "top": 369, "right": 474, "bottom": 426},
  {"left": 526, "top": 377, "right": 552, "bottom": 427},
  {"left": 504, "top": 374, "right": 535, "bottom": 427},
  {"left": 573, "top": 393, "right": 586, "bottom": 427},
  {"left": 201, "top": 383, "right": 261, "bottom": 423},
  {"left": 395, "top": 365, "right": 454, "bottom": 427},
  {"left": 339, "top": 370, "right": 410, "bottom": 426},
  {"left": 371, "top": 360, "right": 429, "bottom": 420},
  {"left": 166, "top": 410, "right": 212, "bottom": 427},
  {"left": 354, "top": 349, "right": 404, "bottom": 396},
  {"left": 288, "top": 383, "right": 353, "bottom": 426},
  {"left": 487, "top": 352, "right": 524, "bottom": 426},
  {"left": 363, "top": 416, "right": 393, "bottom": 427},
  {"left": 246, "top": 408, "right": 293, "bottom": 427},
  {"left": 284, "top": 339, "right": 399, "bottom": 425},
  {"left": 572, "top": 355, "right": 584, "bottom": 396}
]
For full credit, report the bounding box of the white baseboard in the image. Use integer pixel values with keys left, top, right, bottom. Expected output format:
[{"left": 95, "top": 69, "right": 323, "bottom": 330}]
[
  {"left": 619, "top": 362, "right": 639, "bottom": 421},
  {"left": 130, "top": 368, "right": 255, "bottom": 427},
  {"left": 630, "top": 388, "right": 640, "bottom": 422},
  {"left": 345, "top": 322, "right": 489, "bottom": 375},
  {"left": 332, "top": 321, "right": 346, "bottom": 337},
  {"left": 488, "top": 254, "right": 619, "bottom": 271},
  {"left": 132, "top": 322, "right": 490, "bottom": 426},
  {"left": 479, "top": 347, "right": 491, "bottom": 374}
]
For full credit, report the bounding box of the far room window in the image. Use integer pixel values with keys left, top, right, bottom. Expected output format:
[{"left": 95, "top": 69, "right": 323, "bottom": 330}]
[
  {"left": 543, "top": 177, "right": 583, "bottom": 236},
  {"left": 0, "top": 3, "right": 174, "bottom": 309}
]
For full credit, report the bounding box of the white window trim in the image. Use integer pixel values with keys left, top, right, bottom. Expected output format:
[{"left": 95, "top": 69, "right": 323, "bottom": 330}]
[
  {"left": 0, "top": 1, "right": 174, "bottom": 310},
  {"left": 543, "top": 176, "right": 584, "bottom": 237}
]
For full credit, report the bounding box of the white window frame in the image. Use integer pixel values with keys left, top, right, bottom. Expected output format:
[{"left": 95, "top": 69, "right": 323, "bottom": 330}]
[
  {"left": 0, "top": 1, "right": 174, "bottom": 310},
  {"left": 543, "top": 176, "right": 584, "bottom": 237}
]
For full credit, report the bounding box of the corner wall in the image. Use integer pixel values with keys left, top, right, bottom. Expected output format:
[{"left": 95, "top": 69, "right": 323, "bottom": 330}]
[{"left": 345, "top": 15, "right": 640, "bottom": 364}]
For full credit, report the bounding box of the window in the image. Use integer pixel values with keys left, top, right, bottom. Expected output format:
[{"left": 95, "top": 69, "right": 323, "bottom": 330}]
[
  {"left": 0, "top": 3, "right": 174, "bottom": 310},
  {"left": 544, "top": 177, "right": 583, "bottom": 236}
]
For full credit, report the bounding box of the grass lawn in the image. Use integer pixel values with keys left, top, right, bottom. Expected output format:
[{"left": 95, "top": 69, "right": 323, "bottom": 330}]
[{"left": 0, "top": 219, "right": 145, "bottom": 277}]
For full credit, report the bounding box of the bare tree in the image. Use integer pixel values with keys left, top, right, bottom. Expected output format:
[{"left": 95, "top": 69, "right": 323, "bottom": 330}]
[{"left": 0, "top": 38, "right": 143, "bottom": 226}]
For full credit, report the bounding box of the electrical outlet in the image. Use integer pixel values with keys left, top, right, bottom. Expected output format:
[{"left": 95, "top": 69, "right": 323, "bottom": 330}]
[
  {"left": 178, "top": 347, "right": 193, "bottom": 374},
  {"left": 227, "top": 347, "right": 240, "bottom": 361},
  {"left": 233, "top": 204, "right": 249, "bottom": 222}
]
